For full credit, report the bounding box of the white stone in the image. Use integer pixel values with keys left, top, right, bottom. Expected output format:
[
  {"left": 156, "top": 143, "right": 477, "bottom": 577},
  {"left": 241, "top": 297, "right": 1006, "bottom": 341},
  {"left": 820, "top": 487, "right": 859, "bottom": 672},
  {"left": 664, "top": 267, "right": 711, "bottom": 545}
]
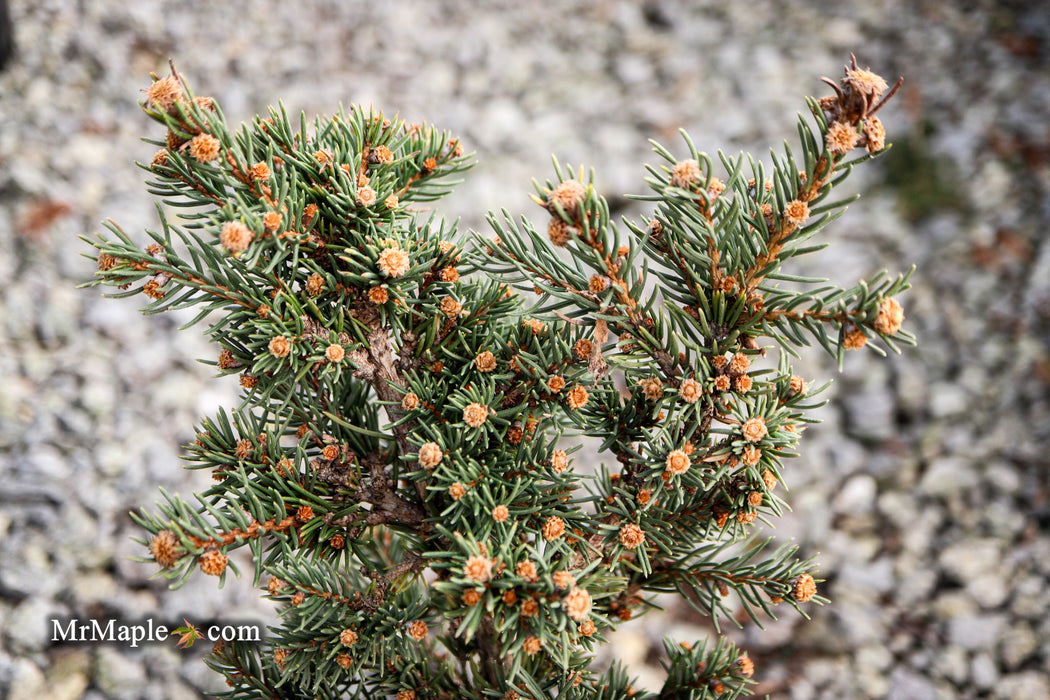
[
  {"left": 888, "top": 668, "right": 939, "bottom": 700},
  {"left": 93, "top": 647, "right": 148, "bottom": 700},
  {"left": 933, "top": 591, "right": 978, "bottom": 621},
  {"left": 967, "top": 573, "right": 1009, "bottom": 610},
  {"left": 929, "top": 383, "right": 969, "bottom": 418},
  {"left": 8, "top": 658, "right": 47, "bottom": 700},
  {"left": 837, "top": 556, "right": 896, "bottom": 595},
  {"left": 971, "top": 651, "right": 1000, "bottom": 691},
  {"left": 835, "top": 474, "right": 877, "bottom": 514},
  {"left": 920, "top": 456, "right": 978, "bottom": 496},
  {"left": 44, "top": 650, "right": 91, "bottom": 700},
  {"left": 995, "top": 671, "right": 1050, "bottom": 700},
  {"left": 5, "top": 597, "right": 57, "bottom": 654},
  {"left": 933, "top": 645, "right": 968, "bottom": 685},
  {"left": 939, "top": 537, "right": 1004, "bottom": 583},
  {"left": 853, "top": 644, "right": 892, "bottom": 697},
  {"left": 998, "top": 622, "right": 1037, "bottom": 670},
  {"left": 947, "top": 614, "right": 1006, "bottom": 651}
]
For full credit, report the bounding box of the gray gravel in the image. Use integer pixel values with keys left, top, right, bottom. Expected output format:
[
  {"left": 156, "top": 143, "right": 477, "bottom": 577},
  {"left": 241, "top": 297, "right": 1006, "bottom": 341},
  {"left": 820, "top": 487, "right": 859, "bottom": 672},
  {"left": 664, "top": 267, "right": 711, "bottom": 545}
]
[{"left": 2, "top": 1, "right": 1048, "bottom": 698}]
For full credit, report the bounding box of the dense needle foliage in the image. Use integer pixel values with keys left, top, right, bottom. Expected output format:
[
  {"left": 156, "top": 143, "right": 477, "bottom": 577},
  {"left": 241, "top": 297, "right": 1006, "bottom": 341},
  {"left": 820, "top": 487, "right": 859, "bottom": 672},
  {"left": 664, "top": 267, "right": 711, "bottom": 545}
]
[{"left": 84, "top": 57, "right": 909, "bottom": 699}]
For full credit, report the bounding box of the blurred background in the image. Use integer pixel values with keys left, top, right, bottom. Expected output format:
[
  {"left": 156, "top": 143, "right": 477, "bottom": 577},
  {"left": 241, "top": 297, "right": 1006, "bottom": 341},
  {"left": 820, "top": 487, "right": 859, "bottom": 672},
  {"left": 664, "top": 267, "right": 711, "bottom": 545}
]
[{"left": 1, "top": 1, "right": 1048, "bottom": 698}]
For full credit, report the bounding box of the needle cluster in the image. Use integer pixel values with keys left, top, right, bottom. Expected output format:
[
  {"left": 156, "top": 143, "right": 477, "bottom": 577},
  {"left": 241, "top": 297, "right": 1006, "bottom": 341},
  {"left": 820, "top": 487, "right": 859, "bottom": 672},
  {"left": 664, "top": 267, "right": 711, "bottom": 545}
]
[{"left": 84, "top": 57, "right": 911, "bottom": 699}]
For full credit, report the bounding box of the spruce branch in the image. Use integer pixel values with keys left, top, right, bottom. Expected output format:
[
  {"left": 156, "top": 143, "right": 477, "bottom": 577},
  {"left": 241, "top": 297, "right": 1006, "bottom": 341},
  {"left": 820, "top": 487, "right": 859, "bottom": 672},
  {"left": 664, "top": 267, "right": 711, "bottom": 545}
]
[{"left": 88, "top": 58, "right": 910, "bottom": 698}]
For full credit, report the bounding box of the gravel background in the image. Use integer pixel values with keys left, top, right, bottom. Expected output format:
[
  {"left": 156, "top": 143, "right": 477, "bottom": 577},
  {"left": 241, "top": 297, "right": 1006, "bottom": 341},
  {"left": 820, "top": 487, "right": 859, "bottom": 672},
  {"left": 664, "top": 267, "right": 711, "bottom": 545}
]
[{"left": 2, "top": 1, "right": 1049, "bottom": 698}]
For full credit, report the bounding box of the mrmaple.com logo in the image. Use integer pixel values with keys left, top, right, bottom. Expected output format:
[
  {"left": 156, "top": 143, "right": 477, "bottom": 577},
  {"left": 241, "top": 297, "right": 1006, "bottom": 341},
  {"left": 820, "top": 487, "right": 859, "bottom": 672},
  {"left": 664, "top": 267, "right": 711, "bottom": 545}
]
[{"left": 52, "top": 617, "right": 261, "bottom": 649}]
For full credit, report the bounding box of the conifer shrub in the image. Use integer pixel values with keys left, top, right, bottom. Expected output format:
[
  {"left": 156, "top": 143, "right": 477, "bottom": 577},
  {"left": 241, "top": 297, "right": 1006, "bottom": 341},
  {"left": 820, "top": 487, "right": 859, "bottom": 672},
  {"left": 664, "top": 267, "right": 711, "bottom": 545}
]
[{"left": 85, "top": 57, "right": 910, "bottom": 699}]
